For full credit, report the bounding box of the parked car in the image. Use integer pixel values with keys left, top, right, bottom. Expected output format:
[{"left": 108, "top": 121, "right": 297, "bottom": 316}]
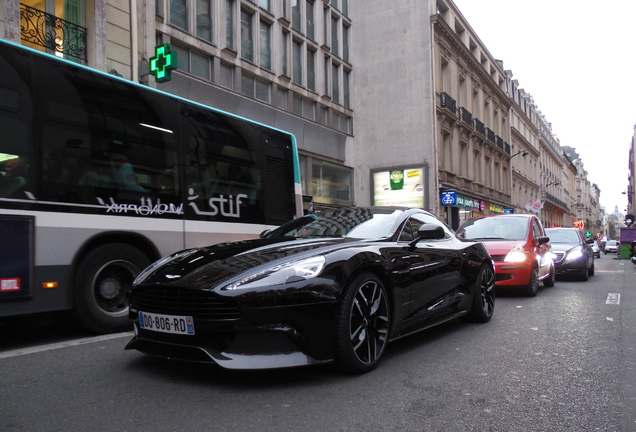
[
  {"left": 605, "top": 240, "right": 619, "bottom": 254},
  {"left": 456, "top": 214, "right": 555, "bottom": 297},
  {"left": 544, "top": 228, "right": 595, "bottom": 281},
  {"left": 591, "top": 240, "right": 601, "bottom": 258},
  {"left": 126, "top": 207, "right": 495, "bottom": 373}
]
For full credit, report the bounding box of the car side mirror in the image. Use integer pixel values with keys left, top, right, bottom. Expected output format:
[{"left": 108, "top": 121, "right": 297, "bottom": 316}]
[
  {"left": 538, "top": 236, "right": 550, "bottom": 245},
  {"left": 408, "top": 224, "right": 445, "bottom": 248}
]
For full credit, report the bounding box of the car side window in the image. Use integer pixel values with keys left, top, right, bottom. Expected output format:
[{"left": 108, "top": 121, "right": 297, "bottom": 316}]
[
  {"left": 532, "top": 219, "right": 542, "bottom": 240},
  {"left": 404, "top": 213, "right": 452, "bottom": 240}
]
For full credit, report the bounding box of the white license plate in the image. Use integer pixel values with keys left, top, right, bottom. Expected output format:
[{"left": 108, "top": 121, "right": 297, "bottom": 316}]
[{"left": 138, "top": 311, "right": 195, "bottom": 335}]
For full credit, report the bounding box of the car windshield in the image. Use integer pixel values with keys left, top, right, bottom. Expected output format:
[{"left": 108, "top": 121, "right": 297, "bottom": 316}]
[
  {"left": 545, "top": 229, "right": 580, "bottom": 243},
  {"left": 457, "top": 216, "right": 529, "bottom": 241},
  {"left": 264, "top": 208, "right": 404, "bottom": 239}
]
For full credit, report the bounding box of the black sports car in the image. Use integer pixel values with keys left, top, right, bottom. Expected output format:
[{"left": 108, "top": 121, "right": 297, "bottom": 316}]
[{"left": 125, "top": 207, "right": 495, "bottom": 373}]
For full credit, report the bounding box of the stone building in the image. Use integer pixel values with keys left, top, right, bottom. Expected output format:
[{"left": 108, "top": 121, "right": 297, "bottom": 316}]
[{"left": 1, "top": 0, "right": 601, "bottom": 228}]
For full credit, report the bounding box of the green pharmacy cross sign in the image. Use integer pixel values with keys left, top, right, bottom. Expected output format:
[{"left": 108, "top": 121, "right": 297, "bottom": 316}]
[{"left": 149, "top": 43, "right": 178, "bottom": 83}]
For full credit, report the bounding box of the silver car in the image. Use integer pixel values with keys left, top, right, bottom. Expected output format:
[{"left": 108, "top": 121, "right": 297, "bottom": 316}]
[
  {"left": 605, "top": 240, "right": 619, "bottom": 254},
  {"left": 591, "top": 241, "right": 601, "bottom": 258}
]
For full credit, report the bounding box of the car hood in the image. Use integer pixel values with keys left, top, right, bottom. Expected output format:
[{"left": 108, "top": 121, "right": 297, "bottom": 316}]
[
  {"left": 549, "top": 242, "right": 581, "bottom": 253},
  {"left": 477, "top": 240, "right": 527, "bottom": 256},
  {"left": 135, "top": 237, "right": 363, "bottom": 289}
]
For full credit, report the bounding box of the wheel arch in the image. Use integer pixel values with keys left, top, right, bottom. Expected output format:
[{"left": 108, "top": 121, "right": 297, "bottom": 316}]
[{"left": 70, "top": 231, "right": 161, "bottom": 287}]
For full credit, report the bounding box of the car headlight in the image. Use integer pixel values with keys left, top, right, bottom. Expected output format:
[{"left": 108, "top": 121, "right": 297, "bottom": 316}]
[
  {"left": 564, "top": 247, "right": 584, "bottom": 262},
  {"left": 504, "top": 247, "right": 528, "bottom": 263},
  {"left": 224, "top": 256, "right": 326, "bottom": 290}
]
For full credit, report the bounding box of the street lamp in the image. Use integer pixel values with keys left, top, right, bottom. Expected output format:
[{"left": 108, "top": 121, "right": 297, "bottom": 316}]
[
  {"left": 510, "top": 150, "right": 529, "bottom": 158},
  {"left": 546, "top": 180, "right": 561, "bottom": 187}
]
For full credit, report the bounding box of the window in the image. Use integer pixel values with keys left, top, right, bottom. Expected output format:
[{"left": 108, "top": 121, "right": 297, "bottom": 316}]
[
  {"left": 302, "top": 98, "right": 315, "bottom": 120},
  {"left": 277, "top": 88, "right": 288, "bottom": 110},
  {"left": 259, "top": 0, "right": 270, "bottom": 11},
  {"left": 255, "top": 79, "right": 270, "bottom": 102},
  {"left": 170, "top": 0, "right": 188, "bottom": 30},
  {"left": 343, "top": 25, "right": 350, "bottom": 62},
  {"left": 191, "top": 51, "right": 211, "bottom": 80},
  {"left": 292, "top": 0, "right": 301, "bottom": 31},
  {"left": 220, "top": 63, "right": 234, "bottom": 89},
  {"left": 241, "top": 10, "right": 254, "bottom": 61},
  {"left": 342, "top": 0, "right": 349, "bottom": 16},
  {"left": 309, "top": 158, "right": 352, "bottom": 202},
  {"left": 332, "top": 63, "right": 339, "bottom": 102},
  {"left": 307, "top": 49, "right": 316, "bottom": 91},
  {"left": 281, "top": 31, "right": 289, "bottom": 76},
  {"left": 226, "top": 0, "right": 235, "bottom": 50},
  {"left": 196, "top": 0, "right": 212, "bottom": 41},
  {"left": 343, "top": 70, "right": 350, "bottom": 108},
  {"left": 323, "top": 55, "right": 329, "bottom": 95},
  {"left": 172, "top": 44, "right": 189, "bottom": 72},
  {"left": 306, "top": 1, "right": 315, "bottom": 40},
  {"left": 241, "top": 75, "right": 270, "bottom": 102},
  {"left": 282, "top": 0, "right": 289, "bottom": 21},
  {"left": 331, "top": 15, "right": 339, "bottom": 56},
  {"left": 292, "top": 40, "right": 302, "bottom": 85},
  {"left": 293, "top": 94, "right": 303, "bottom": 116},
  {"left": 259, "top": 20, "right": 271, "bottom": 70}
]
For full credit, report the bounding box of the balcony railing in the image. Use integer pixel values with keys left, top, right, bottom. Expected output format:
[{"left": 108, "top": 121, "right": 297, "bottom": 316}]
[
  {"left": 473, "top": 118, "right": 486, "bottom": 135},
  {"left": 20, "top": 4, "right": 87, "bottom": 63},
  {"left": 440, "top": 92, "right": 456, "bottom": 114},
  {"left": 486, "top": 128, "right": 496, "bottom": 143},
  {"left": 459, "top": 107, "right": 472, "bottom": 125}
]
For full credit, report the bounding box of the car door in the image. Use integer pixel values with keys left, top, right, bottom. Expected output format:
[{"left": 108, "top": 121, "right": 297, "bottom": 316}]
[
  {"left": 396, "top": 214, "right": 463, "bottom": 327},
  {"left": 533, "top": 218, "right": 552, "bottom": 279}
]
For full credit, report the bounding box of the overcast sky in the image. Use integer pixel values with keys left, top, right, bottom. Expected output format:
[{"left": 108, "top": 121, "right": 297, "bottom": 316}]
[{"left": 452, "top": 0, "right": 635, "bottom": 214}]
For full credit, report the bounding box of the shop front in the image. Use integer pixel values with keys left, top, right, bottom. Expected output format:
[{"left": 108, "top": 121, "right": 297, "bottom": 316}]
[{"left": 440, "top": 190, "right": 504, "bottom": 230}]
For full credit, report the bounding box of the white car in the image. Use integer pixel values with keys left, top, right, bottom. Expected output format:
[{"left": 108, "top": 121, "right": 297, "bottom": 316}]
[
  {"left": 591, "top": 241, "right": 601, "bottom": 258},
  {"left": 605, "top": 240, "right": 619, "bottom": 254}
]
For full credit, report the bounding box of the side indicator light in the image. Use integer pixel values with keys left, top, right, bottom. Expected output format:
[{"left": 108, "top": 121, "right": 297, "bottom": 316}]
[{"left": 42, "top": 282, "right": 59, "bottom": 289}]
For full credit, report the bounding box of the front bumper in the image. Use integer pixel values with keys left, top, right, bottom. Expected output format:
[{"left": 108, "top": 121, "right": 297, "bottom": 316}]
[{"left": 125, "top": 300, "right": 338, "bottom": 369}]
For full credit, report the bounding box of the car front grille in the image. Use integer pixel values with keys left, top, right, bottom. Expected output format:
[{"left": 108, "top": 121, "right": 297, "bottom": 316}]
[
  {"left": 490, "top": 255, "right": 506, "bottom": 262},
  {"left": 130, "top": 285, "right": 241, "bottom": 320},
  {"left": 553, "top": 252, "right": 565, "bottom": 262}
]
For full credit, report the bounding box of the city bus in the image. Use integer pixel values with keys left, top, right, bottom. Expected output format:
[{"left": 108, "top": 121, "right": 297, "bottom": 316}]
[{"left": 0, "top": 39, "right": 303, "bottom": 333}]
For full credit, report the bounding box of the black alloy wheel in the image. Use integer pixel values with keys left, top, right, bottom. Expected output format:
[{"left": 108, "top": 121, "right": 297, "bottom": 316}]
[
  {"left": 334, "top": 272, "right": 390, "bottom": 374},
  {"left": 464, "top": 264, "right": 495, "bottom": 322}
]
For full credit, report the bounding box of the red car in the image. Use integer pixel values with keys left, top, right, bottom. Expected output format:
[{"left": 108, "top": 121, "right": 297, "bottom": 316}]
[{"left": 456, "top": 214, "right": 555, "bottom": 296}]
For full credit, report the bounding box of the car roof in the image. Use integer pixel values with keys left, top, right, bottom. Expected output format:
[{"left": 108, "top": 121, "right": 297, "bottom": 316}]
[{"left": 469, "top": 214, "right": 534, "bottom": 220}]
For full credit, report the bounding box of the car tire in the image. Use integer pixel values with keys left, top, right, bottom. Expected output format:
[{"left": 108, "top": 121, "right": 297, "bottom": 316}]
[
  {"left": 588, "top": 261, "right": 595, "bottom": 277},
  {"left": 523, "top": 267, "right": 539, "bottom": 297},
  {"left": 579, "top": 264, "right": 589, "bottom": 281},
  {"left": 73, "top": 243, "right": 151, "bottom": 334},
  {"left": 334, "top": 272, "right": 390, "bottom": 374},
  {"left": 543, "top": 263, "right": 556, "bottom": 288},
  {"left": 464, "top": 264, "right": 495, "bottom": 323}
]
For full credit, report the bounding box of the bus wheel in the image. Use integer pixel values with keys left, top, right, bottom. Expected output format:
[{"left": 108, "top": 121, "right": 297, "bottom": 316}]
[{"left": 74, "top": 243, "right": 151, "bottom": 334}]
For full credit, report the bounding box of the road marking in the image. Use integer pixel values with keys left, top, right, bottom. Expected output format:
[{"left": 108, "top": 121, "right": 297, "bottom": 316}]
[
  {"left": 606, "top": 293, "right": 621, "bottom": 305},
  {"left": 0, "top": 331, "right": 133, "bottom": 359}
]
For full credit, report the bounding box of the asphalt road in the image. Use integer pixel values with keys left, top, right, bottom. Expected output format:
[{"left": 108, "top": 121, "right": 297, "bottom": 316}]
[{"left": 1, "top": 256, "right": 635, "bottom": 432}]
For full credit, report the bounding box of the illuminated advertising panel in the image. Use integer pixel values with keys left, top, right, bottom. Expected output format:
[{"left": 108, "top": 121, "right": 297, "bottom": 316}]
[{"left": 372, "top": 167, "right": 425, "bottom": 208}]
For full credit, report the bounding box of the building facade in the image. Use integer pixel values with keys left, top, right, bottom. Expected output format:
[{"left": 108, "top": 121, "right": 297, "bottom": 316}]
[{"left": 1, "top": 0, "right": 608, "bottom": 229}]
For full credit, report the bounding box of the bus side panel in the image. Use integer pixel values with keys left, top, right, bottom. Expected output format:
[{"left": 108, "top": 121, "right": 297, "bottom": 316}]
[{"left": 0, "top": 215, "right": 34, "bottom": 300}]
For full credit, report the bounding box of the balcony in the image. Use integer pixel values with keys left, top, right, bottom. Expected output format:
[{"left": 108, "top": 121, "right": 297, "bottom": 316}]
[
  {"left": 473, "top": 118, "right": 486, "bottom": 135},
  {"left": 459, "top": 107, "right": 472, "bottom": 126},
  {"left": 440, "top": 92, "right": 456, "bottom": 114},
  {"left": 486, "top": 128, "right": 496, "bottom": 143},
  {"left": 20, "top": 4, "right": 87, "bottom": 63}
]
